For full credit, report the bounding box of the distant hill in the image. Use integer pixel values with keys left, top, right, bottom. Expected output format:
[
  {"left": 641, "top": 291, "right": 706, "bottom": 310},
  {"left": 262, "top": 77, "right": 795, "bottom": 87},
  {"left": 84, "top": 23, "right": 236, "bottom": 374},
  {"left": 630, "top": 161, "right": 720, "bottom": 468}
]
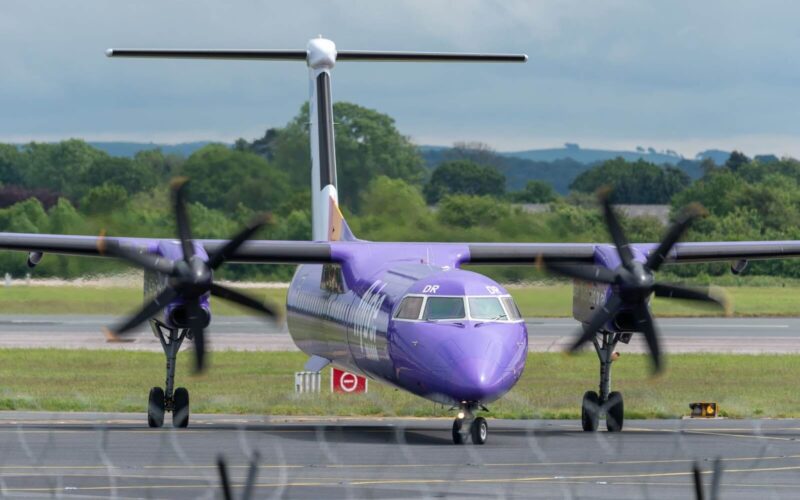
[
  {"left": 695, "top": 149, "right": 731, "bottom": 165},
  {"left": 420, "top": 145, "right": 706, "bottom": 194},
  {"left": 502, "top": 144, "right": 684, "bottom": 165},
  {"left": 87, "top": 141, "right": 224, "bottom": 158}
]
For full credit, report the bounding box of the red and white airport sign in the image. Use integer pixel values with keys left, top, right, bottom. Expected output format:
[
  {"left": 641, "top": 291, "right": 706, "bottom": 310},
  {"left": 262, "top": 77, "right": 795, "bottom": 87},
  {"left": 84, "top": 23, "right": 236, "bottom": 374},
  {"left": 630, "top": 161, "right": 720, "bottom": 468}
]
[{"left": 331, "top": 367, "right": 368, "bottom": 393}]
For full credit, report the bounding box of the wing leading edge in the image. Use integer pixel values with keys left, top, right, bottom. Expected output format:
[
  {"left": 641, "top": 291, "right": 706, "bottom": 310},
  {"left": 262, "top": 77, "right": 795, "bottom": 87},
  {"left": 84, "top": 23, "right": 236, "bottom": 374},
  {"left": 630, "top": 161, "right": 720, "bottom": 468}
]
[
  {"left": 0, "top": 233, "right": 334, "bottom": 264},
  {"left": 2, "top": 232, "right": 800, "bottom": 267},
  {"left": 465, "top": 241, "right": 800, "bottom": 265}
]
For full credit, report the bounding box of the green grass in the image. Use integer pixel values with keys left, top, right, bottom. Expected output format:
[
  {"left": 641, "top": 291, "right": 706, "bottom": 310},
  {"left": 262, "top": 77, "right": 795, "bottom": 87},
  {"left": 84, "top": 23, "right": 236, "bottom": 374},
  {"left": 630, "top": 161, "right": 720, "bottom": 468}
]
[
  {"left": 0, "top": 349, "right": 798, "bottom": 419},
  {"left": 0, "top": 282, "right": 798, "bottom": 317}
]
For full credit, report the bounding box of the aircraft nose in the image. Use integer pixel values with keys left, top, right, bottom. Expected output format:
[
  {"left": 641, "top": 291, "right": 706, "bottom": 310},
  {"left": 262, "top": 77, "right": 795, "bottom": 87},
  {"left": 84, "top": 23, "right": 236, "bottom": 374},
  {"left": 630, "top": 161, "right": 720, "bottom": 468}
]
[
  {"left": 451, "top": 354, "right": 511, "bottom": 401},
  {"left": 434, "top": 325, "right": 526, "bottom": 403}
]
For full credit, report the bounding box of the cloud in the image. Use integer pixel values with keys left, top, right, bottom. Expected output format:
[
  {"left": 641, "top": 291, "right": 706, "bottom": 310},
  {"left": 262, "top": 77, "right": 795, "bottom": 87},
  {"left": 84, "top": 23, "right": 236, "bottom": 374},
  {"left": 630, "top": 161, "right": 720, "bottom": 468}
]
[{"left": 0, "top": 0, "right": 799, "bottom": 157}]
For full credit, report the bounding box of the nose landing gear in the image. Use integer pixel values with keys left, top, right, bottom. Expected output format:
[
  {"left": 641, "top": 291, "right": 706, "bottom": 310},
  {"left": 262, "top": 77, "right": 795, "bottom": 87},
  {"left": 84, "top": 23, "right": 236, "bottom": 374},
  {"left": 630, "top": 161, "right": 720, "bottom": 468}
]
[
  {"left": 146, "top": 321, "right": 191, "bottom": 428},
  {"left": 581, "top": 330, "right": 627, "bottom": 432},
  {"left": 452, "top": 404, "right": 488, "bottom": 445}
]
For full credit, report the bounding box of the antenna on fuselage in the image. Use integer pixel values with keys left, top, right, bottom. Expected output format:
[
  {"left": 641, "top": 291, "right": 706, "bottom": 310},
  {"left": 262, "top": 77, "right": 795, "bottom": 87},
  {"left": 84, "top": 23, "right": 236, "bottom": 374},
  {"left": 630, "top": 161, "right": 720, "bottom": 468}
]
[{"left": 106, "top": 39, "right": 527, "bottom": 241}]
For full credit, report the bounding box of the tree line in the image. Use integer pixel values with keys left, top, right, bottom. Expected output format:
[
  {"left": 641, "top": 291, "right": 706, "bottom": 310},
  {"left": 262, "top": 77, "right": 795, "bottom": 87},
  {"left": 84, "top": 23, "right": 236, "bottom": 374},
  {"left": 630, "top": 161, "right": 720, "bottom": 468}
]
[{"left": 0, "top": 101, "right": 797, "bottom": 282}]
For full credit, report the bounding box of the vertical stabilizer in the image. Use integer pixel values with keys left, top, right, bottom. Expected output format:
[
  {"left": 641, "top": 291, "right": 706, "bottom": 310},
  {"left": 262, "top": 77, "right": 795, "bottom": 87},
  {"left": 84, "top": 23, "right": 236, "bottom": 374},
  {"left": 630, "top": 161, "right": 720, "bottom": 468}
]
[
  {"left": 307, "top": 38, "right": 340, "bottom": 242},
  {"left": 106, "top": 40, "right": 526, "bottom": 243}
]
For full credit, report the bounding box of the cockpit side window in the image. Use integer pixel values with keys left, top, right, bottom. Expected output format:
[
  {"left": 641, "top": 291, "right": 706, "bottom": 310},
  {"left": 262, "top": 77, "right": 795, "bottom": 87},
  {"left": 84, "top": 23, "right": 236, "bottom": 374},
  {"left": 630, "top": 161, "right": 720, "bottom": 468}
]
[
  {"left": 423, "top": 297, "right": 466, "bottom": 320},
  {"left": 501, "top": 296, "right": 522, "bottom": 321},
  {"left": 395, "top": 296, "right": 423, "bottom": 320},
  {"left": 468, "top": 297, "right": 507, "bottom": 320}
]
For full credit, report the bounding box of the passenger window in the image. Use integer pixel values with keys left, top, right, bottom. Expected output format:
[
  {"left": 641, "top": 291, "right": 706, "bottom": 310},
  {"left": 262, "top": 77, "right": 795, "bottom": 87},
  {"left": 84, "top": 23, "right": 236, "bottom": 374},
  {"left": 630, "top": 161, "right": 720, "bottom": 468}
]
[
  {"left": 395, "top": 296, "right": 423, "bottom": 320},
  {"left": 469, "top": 297, "right": 507, "bottom": 320},
  {"left": 423, "top": 297, "right": 465, "bottom": 320},
  {"left": 501, "top": 296, "right": 522, "bottom": 321}
]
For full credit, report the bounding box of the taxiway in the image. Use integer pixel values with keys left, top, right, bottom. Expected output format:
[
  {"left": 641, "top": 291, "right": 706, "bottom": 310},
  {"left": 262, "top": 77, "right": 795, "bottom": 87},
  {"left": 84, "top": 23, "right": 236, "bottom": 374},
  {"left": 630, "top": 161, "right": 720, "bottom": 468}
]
[
  {"left": 0, "top": 412, "right": 796, "bottom": 498},
  {"left": 0, "top": 315, "right": 798, "bottom": 353}
]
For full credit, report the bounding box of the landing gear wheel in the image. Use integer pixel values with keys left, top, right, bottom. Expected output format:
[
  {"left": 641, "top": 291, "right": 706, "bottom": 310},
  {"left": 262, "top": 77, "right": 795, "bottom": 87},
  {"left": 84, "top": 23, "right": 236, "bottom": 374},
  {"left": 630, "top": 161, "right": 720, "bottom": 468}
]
[
  {"left": 581, "top": 390, "right": 600, "bottom": 432},
  {"left": 172, "top": 387, "right": 190, "bottom": 428},
  {"left": 452, "top": 419, "right": 465, "bottom": 444},
  {"left": 147, "top": 387, "right": 165, "bottom": 428},
  {"left": 471, "top": 417, "right": 488, "bottom": 445},
  {"left": 606, "top": 391, "right": 624, "bottom": 432}
]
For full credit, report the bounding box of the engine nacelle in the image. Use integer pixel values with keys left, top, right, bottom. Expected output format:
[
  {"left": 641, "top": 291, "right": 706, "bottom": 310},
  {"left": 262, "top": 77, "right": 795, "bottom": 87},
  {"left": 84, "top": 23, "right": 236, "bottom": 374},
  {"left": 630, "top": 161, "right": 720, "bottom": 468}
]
[
  {"left": 572, "top": 280, "right": 643, "bottom": 333},
  {"left": 572, "top": 280, "right": 607, "bottom": 324},
  {"left": 166, "top": 303, "right": 211, "bottom": 329},
  {"left": 142, "top": 238, "right": 213, "bottom": 330}
]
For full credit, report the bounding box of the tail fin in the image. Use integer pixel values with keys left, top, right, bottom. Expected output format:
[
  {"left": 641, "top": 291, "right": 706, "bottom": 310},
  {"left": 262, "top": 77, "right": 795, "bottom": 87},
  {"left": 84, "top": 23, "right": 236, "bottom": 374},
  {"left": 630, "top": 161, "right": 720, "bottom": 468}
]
[
  {"left": 327, "top": 194, "right": 358, "bottom": 242},
  {"left": 107, "top": 39, "right": 527, "bottom": 242}
]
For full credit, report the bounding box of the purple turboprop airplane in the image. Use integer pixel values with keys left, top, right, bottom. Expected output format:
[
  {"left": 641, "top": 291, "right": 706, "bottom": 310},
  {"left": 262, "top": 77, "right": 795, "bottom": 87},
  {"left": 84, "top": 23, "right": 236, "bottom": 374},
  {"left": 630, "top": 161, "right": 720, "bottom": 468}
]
[{"left": 2, "top": 37, "right": 800, "bottom": 444}]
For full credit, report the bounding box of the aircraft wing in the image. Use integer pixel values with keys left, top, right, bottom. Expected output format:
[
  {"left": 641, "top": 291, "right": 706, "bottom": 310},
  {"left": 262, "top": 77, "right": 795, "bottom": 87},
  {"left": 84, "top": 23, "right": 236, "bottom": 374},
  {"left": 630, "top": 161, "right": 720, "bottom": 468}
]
[
  {"left": 0, "top": 233, "right": 335, "bottom": 264},
  {"left": 4, "top": 232, "right": 800, "bottom": 267},
  {"left": 464, "top": 241, "right": 800, "bottom": 265}
]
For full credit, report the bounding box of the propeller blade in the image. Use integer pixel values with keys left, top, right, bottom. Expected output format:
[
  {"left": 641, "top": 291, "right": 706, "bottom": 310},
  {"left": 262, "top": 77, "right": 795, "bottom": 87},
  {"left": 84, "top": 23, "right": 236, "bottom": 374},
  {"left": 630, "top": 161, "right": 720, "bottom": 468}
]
[
  {"left": 171, "top": 178, "right": 195, "bottom": 262},
  {"left": 633, "top": 305, "right": 662, "bottom": 373},
  {"left": 210, "top": 283, "right": 281, "bottom": 320},
  {"left": 599, "top": 190, "right": 635, "bottom": 271},
  {"left": 569, "top": 294, "right": 623, "bottom": 353},
  {"left": 99, "top": 239, "right": 175, "bottom": 275},
  {"left": 186, "top": 300, "right": 208, "bottom": 371},
  {"left": 207, "top": 214, "right": 270, "bottom": 270},
  {"left": 544, "top": 262, "right": 617, "bottom": 285},
  {"left": 104, "top": 287, "right": 178, "bottom": 339},
  {"left": 646, "top": 203, "right": 706, "bottom": 271}
]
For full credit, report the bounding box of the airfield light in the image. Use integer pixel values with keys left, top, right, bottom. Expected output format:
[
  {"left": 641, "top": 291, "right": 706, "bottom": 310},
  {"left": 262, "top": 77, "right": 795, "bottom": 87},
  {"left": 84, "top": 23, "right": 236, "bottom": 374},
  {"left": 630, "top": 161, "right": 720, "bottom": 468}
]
[{"left": 689, "top": 402, "right": 718, "bottom": 418}]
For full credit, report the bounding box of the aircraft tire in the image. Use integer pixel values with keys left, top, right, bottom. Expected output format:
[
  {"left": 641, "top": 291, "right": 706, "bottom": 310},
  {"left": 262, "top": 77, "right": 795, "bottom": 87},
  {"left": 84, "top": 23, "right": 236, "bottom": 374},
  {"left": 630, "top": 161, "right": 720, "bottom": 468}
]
[
  {"left": 147, "top": 387, "right": 165, "bottom": 428},
  {"left": 172, "top": 387, "right": 190, "bottom": 428},
  {"left": 581, "top": 391, "right": 600, "bottom": 432},
  {"left": 471, "top": 417, "right": 488, "bottom": 445},
  {"left": 606, "top": 391, "right": 624, "bottom": 432}
]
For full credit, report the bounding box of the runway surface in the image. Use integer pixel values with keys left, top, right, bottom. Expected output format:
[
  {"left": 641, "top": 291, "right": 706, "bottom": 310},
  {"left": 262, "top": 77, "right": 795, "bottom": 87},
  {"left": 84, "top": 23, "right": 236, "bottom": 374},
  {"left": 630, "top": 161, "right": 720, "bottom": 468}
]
[
  {"left": 0, "top": 412, "right": 798, "bottom": 498},
  {"left": 0, "top": 314, "right": 799, "bottom": 353}
]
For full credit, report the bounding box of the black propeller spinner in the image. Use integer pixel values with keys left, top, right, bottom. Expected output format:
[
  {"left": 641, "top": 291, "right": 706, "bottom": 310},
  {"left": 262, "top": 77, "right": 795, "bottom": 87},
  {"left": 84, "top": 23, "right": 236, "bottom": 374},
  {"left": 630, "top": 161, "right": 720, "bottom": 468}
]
[
  {"left": 543, "top": 191, "right": 729, "bottom": 373},
  {"left": 100, "top": 178, "right": 280, "bottom": 371}
]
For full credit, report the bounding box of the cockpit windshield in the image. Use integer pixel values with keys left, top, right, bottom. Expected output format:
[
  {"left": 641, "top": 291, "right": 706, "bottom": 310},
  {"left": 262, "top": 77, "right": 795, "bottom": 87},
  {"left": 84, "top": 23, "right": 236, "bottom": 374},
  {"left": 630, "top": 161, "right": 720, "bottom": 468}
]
[
  {"left": 394, "top": 294, "right": 522, "bottom": 322},
  {"left": 423, "top": 297, "right": 466, "bottom": 320},
  {"left": 468, "top": 297, "right": 507, "bottom": 320},
  {"left": 395, "top": 296, "right": 424, "bottom": 320},
  {"left": 500, "top": 296, "right": 522, "bottom": 320}
]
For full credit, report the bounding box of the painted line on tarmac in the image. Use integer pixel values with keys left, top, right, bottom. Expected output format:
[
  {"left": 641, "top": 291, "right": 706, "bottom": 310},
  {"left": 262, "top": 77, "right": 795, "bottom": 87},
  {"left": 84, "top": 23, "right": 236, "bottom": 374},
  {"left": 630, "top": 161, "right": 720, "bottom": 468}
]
[
  {"left": 7, "top": 466, "right": 800, "bottom": 495},
  {"left": 2, "top": 453, "right": 798, "bottom": 472},
  {"left": 683, "top": 429, "right": 799, "bottom": 442},
  {"left": 611, "top": 481, "right": 800, "bottom": 489},
  {"left": 349, "top": 464, "right": 800, "bottom": 487},
  {"left": 530, "top": 323, "right": 790, "bottom": 328}
]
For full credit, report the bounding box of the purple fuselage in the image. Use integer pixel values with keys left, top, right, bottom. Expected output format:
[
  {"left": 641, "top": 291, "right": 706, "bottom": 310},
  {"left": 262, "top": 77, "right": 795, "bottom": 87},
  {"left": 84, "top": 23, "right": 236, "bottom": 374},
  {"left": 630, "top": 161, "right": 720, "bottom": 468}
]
[{"left": 285, "top": 242, "right": 528, "bottom": 405}]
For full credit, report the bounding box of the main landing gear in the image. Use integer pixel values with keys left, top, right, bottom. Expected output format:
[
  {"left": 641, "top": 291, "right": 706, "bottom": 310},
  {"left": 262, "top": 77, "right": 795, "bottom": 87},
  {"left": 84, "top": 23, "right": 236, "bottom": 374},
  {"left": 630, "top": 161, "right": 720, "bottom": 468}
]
[
  {"left": 581, "top": 330, "right": 628, "bottom": 432},
  {"left": 147, "top": 321, "right": 191, "bottom": 428},
  {"left": 452, "top": 403, "right": 488, "bottom": 445}
]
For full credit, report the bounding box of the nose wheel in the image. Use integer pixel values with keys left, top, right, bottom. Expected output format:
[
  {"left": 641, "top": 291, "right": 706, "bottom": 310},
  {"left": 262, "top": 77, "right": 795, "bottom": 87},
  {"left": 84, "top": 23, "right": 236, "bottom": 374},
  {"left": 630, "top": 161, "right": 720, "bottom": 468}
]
[
  {"left": 581, "top": 331, "right": 627, "bottom": 432},
  {"left": 146, "top": 321, "right": 191, "bottom": 428},
  {"left": 452, "top": 405, "right": 488, "bottom": 445}
]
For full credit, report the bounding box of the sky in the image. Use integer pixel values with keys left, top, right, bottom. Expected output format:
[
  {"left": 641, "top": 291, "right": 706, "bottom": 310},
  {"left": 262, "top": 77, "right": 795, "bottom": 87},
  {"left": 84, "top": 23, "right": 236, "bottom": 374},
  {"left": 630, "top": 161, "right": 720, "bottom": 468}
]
[{"left": 1, "top": 1, "right": 799, "bottom": 158}]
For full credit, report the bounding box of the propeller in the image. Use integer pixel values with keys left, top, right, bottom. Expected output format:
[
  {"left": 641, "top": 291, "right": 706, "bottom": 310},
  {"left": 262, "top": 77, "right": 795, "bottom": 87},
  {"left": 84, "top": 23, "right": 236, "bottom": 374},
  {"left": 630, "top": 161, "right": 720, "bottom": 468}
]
[
  {"left": 543, "top": 191, "right": 729, "bottom": 373},
  {"left": 100, "top": 178, "right": 280, "bottom": 371}
]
